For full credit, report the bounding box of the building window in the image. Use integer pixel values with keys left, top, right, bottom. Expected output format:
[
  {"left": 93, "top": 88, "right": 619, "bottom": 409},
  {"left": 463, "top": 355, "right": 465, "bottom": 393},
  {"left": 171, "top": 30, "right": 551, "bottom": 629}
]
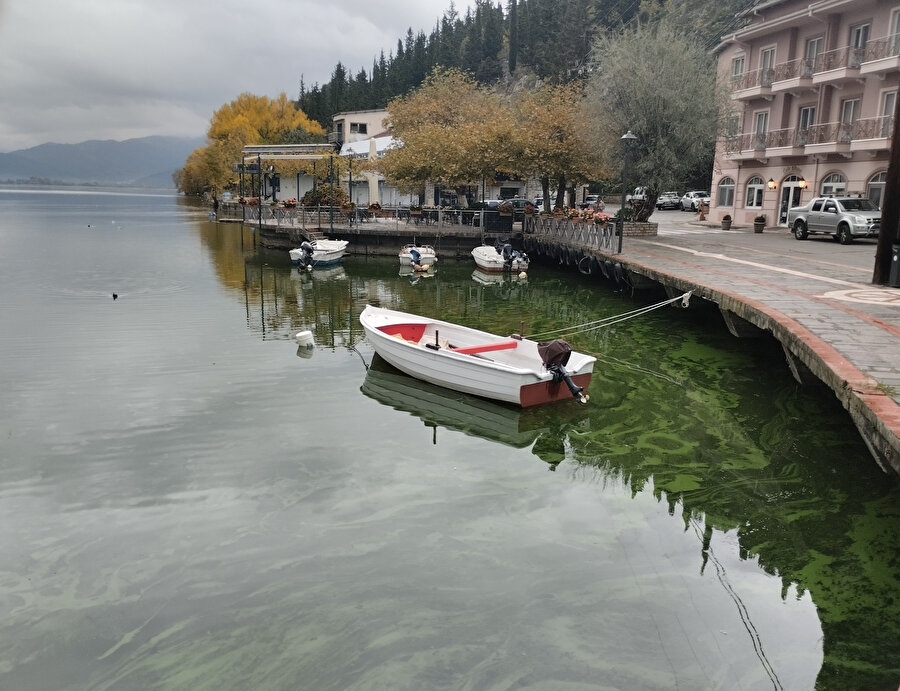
[
  {"left": 760, "top": 47, "right": 775, "bottom": 85},
  {"left": 867, "top": 171, "right": 887, "bottom": 208},
  {"left": 850, "top": 23, "right": 870, "bottom": 50},
  {"left": 731, "top": 55, "right": 745, "bottom": 81},
  {"left": 881, "top": 91, "right": 896, "bottom": 137},
  {"left": 717, "top": 177, "right": 735, "bottom": 207},
  {"left": 724, "top": 114, "right": 740, "bottom": 142},
  {"left": 821, "top": 173, "right": 846, "bottom": 196},
  {"left": 349, "top": 123, "right": 367, "bottom": 134},
  {"left": 892, "top": 11, "right": 900, "bottom": 55},
  {"left": 753, "top": 111, "right": 769, "bottom": 148},
  {"left": 840, "top": 99, "right": 861, "bottom": 142},
  {"left": 798, "top": 106, "right": 815, "bottom": 145},
  {"left": 806, "top": 36, "right": 825, "bottom": 67},
  {"left": 850, "top": 23, "right": 870, "bottom": 67},
  {"left": 746, "top": 176, "right": 764, "bottom": 207}
]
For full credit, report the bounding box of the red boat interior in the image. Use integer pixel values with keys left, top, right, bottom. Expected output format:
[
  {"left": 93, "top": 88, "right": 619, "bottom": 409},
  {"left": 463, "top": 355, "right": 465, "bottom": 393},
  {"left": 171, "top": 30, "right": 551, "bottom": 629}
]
[
  {"left": 377, "top": 323, "right": 426, "bottom": 342},
  {"left": 377, "top": 323, "right": 519, "bottom": 356}
]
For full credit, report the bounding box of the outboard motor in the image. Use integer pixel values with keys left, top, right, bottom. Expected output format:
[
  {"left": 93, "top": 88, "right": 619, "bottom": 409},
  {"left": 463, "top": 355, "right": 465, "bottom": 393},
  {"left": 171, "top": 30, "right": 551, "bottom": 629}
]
[
  {"left": 538, "top": 339, "right": 588, "bottom": 404},
  {"left": 296, "top": 241, "right": 315, "bottom": 270},
  {"left": 501, "top": 244, "right": 528, "bottom": 270}
]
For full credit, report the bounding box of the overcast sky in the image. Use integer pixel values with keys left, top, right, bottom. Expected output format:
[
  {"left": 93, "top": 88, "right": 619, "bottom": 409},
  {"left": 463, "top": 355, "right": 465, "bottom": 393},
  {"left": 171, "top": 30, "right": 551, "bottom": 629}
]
[{"left": 0, "top": 0, "right": 479, "bottom": 153}]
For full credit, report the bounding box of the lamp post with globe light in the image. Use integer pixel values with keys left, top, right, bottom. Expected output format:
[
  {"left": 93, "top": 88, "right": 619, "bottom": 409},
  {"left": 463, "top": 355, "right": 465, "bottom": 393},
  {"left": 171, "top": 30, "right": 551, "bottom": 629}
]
[{"left": 618, "top": 130, "right": 638, "bottom": 253}]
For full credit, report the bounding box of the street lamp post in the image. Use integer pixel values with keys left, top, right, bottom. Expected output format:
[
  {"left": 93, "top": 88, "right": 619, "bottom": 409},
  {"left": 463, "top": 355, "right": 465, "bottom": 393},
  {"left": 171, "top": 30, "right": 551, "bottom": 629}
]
[
  {"left": 619, "top": 130, "right": 638, "bottom": 253},
  {"left": 328, "top": 155, "right": 334, "bottom": 234},
  {"left": 348, "top": 157, "right": 353, "bottom": 215}
]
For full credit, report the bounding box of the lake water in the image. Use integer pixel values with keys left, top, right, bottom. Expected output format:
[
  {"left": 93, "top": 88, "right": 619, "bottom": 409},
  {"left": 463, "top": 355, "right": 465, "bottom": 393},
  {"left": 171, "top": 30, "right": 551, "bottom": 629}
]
[{"left": 0, "top": 186, "right": 897, "bottom": 690}]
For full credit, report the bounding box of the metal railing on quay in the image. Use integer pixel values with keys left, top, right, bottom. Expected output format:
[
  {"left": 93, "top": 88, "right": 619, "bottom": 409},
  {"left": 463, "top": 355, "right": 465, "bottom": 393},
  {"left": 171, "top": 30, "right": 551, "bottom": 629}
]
[
  {"left": 532, "top": 216, "right": 620, "bottom": 254},
  {"left": 215, "top": 203, "right": 528, "bottom": 234}
]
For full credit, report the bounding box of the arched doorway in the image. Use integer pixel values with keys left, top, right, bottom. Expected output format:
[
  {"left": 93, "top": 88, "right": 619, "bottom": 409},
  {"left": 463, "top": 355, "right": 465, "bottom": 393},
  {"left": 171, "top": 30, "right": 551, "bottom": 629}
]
[{"left": 779, "top": 174, "right": 806, "bottom": 224}]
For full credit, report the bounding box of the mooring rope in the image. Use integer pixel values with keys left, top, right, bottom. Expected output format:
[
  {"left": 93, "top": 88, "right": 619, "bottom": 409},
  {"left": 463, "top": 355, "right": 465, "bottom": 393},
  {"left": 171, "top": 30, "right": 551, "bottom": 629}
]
[{"left": 525, "top": 291, "right": 693, "bottom": 341}]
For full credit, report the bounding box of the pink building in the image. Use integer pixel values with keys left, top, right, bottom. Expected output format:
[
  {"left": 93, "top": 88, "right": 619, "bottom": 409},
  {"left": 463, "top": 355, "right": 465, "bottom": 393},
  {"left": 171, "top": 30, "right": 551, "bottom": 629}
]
[{"left": 711, "top": 0, "right": 898, "bottom": 226}]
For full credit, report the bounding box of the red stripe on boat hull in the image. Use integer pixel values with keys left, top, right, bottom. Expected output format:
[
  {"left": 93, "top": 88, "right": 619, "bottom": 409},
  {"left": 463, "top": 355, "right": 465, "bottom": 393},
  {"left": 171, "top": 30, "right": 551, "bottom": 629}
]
[{"left": 519, "top": 373, "right": 592, "bottom": 407}]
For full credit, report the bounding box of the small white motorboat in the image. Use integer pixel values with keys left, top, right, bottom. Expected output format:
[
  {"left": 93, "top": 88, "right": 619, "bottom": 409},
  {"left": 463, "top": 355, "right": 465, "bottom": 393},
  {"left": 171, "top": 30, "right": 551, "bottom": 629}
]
[
  {"left": 289, "top": 239, "right": 349, "bottom": 268},
  {"left": 471, "top": 240, "right": 529, "bottom": 273},
  {"left": 359, "top": 304, "right": 594, "bottom": 407},
  {"left": 399, "top": 244, "right": 438, "bottom": 268}
]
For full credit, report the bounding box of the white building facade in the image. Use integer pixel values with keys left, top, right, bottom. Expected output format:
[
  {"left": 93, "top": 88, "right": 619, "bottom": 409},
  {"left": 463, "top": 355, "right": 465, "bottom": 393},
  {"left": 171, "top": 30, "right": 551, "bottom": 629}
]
[{"left": 711, "top": 0, "right": 898, "bottom": 226}]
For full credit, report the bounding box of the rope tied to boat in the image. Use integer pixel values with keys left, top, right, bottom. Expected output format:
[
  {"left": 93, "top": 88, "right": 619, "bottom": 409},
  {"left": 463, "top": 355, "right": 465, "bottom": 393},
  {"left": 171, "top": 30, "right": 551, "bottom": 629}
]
[{"left": 525, "top": 290, "right": 693, "bottom": 341}]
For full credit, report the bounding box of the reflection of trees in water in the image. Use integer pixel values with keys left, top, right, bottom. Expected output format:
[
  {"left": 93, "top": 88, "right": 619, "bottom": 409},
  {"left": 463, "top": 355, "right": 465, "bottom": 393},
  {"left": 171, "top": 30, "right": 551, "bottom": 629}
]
[
  {"left": 242, "top": 263, "right": 364, "bottom": 347},
  {"left": 548, "top": 360, "right": 898, "bottom": 690},
  {"left": 197, "top": 226, "right": 899, "bottom": 686},
  {"left": 194, "top": 219, "right": 259, "bottom": 292}
]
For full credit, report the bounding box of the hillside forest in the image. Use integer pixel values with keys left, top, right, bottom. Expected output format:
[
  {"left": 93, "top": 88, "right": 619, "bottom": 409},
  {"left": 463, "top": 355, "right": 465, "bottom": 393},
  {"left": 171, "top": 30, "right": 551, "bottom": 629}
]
[
  {"left": 176, "top": 0, "right": 754, "bottom": 214},
  {"left": 297, "top": 0, "right": 748, "bottom": 128}
]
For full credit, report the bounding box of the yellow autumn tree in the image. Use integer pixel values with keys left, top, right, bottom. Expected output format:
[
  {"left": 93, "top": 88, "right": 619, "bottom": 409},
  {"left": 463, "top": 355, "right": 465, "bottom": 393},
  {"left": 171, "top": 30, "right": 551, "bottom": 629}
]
[
  {"left": 175, "top": 93, "right": 325, "bottom": 197},
  {"left": 379, "top": 68, "right": 517, "bottom": 196},
  {"left": 512, "top": 85, "right": 608, "bottom": 211}
]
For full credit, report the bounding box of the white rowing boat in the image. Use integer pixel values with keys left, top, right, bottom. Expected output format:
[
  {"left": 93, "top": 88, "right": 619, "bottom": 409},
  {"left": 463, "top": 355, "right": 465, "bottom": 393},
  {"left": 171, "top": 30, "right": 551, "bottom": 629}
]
[{"left": 359, "top": 304, "right": 594, "bottom": 406}]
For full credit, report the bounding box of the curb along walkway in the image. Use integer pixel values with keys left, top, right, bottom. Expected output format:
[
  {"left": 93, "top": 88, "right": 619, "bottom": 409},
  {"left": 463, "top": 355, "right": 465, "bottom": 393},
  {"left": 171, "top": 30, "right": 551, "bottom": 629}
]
[{"left": 607, "top": 213, "right": 900, "bottom": 475}]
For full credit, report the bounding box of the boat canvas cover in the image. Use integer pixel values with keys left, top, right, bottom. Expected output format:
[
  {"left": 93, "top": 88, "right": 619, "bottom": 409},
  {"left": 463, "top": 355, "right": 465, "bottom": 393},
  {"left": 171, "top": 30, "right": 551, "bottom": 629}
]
[{"left": 538, "top": 339, "right": 572, "bottom": 368}]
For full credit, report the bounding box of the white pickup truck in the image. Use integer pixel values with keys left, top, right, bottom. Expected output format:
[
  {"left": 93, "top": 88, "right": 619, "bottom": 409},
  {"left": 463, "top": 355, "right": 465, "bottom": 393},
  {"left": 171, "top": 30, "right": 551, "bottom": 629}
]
[
  {"left": 625, "top": 186, "right": 647, "bottom": 203},
  {"left": 786, "top": 196, "right": 881, "bottom": 244}
]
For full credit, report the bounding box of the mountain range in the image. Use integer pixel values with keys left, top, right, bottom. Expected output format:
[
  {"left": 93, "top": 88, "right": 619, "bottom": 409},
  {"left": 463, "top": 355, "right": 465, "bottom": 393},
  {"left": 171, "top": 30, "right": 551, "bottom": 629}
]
[{"left": 0, "top": 135, "right": 206, "bottom": 187}]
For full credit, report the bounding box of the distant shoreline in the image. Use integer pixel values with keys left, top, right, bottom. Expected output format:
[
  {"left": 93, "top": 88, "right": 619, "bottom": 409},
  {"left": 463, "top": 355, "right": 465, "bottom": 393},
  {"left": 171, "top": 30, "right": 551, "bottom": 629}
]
[{"left": 0, "top": 178, "right": 176, "bottom": 189}]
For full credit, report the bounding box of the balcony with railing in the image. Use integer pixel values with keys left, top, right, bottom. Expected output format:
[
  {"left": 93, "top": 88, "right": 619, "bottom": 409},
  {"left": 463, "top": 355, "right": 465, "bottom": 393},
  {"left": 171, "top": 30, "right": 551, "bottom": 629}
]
[
  {"left": 731, "top": 67, "right": 775, "bottom": 101},
  {"left": 736, "top": 44, "right": 875, "bottom": 99},
  {"left": 850, "top": 115, "right": 894, "bottom": 152},
  {"left": 770, "top": 58, "right": 815, "bottom": 93},
  {"left": 812, "top": 46, "right": 864, "bottom": 84},
  {"left": 723, "top": 131, "right": 771, "bottom": 160},
  {"left": 723, "top": 118, "right": 891, "bottom": 159},
  {"left": 861, "top": 33, "right": 900, "bottom": 75}
]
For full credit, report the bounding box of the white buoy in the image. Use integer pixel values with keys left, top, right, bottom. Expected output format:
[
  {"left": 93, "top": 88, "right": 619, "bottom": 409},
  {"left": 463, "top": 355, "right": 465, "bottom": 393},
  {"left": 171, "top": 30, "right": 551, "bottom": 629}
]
[
  {"left": 518, "top": 271, "right": 528, "bottom": 279},
  {"left": 295, "top": 330, "right": 314, "bottom": 347}
]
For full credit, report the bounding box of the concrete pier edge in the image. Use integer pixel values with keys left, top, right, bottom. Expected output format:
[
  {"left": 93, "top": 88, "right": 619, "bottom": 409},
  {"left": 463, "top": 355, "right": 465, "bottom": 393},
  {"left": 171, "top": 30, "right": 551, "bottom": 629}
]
[{"left": 590, "top": 247, "right": 900, "bottom": 476}]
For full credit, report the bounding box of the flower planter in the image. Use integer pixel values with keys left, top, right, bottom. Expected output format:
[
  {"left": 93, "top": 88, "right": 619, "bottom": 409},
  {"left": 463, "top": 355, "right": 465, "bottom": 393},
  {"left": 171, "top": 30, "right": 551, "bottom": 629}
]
[
  {"left": 754, "top": 222, "right": 765, "bottom": 233},
  {"left": 721, "top": 219, "right": 732, "bottom": 230}
]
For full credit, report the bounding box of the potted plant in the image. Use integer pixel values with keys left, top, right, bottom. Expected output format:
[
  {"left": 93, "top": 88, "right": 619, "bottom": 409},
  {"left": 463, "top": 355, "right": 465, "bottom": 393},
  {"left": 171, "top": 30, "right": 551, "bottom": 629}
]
[
  {"left": 721, "top": 214, "right": 732, "bottom": 230},
  {"left": 593, "top": 212, "right": 612, "bottom": 227},
  {"left": 498, "top": 201, "right": 514, "bottom": 216},
  {"left": 753, "top": 214, "right": 766, "bottom": 233},
  {"left": 283, "top": 197, "right": 297, "bottom": 209},
  {"left": 409, "top": 204, "right": 422, "bottom": 216}
]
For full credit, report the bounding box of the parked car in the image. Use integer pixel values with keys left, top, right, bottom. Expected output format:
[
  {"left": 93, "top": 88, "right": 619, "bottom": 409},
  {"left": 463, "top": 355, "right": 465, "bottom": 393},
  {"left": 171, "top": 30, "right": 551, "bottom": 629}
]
[
  {"left": 656, "top": 192, "right": 680, "bottom": 210},
  {"left": 482, "top": 198, "right": 535, "bottom": 220},
  {"left": 680, "top": 190, "right": 711, "bottom": 211},
  {"left": 787, "top": 196, "right": 881, "bottom": 244},
  {"left": 625, "top": 186, "right": 648, "bottom": 203},
  {"left": 507, "top": 198, "right": 536, "bottom": 220},
  {"left": 579, "top": 194, "right": 600, "bottom": 210}
]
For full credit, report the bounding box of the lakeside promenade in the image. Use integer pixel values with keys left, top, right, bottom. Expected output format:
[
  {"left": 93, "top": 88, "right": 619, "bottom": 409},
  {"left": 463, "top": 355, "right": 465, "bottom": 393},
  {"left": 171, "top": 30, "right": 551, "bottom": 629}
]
[
  {"left": 606, "top": 209, "right": 900, "bottom": 476},
  {"left": 227, "top": 203, "right": 899, "bottom": 475}
]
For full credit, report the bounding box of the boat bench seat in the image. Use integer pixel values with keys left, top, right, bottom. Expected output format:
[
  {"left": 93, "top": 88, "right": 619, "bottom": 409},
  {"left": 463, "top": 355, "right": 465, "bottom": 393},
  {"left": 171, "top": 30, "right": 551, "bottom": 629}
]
[{"left": 451, "top": 340, "right": 518, "bottom": 355}]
